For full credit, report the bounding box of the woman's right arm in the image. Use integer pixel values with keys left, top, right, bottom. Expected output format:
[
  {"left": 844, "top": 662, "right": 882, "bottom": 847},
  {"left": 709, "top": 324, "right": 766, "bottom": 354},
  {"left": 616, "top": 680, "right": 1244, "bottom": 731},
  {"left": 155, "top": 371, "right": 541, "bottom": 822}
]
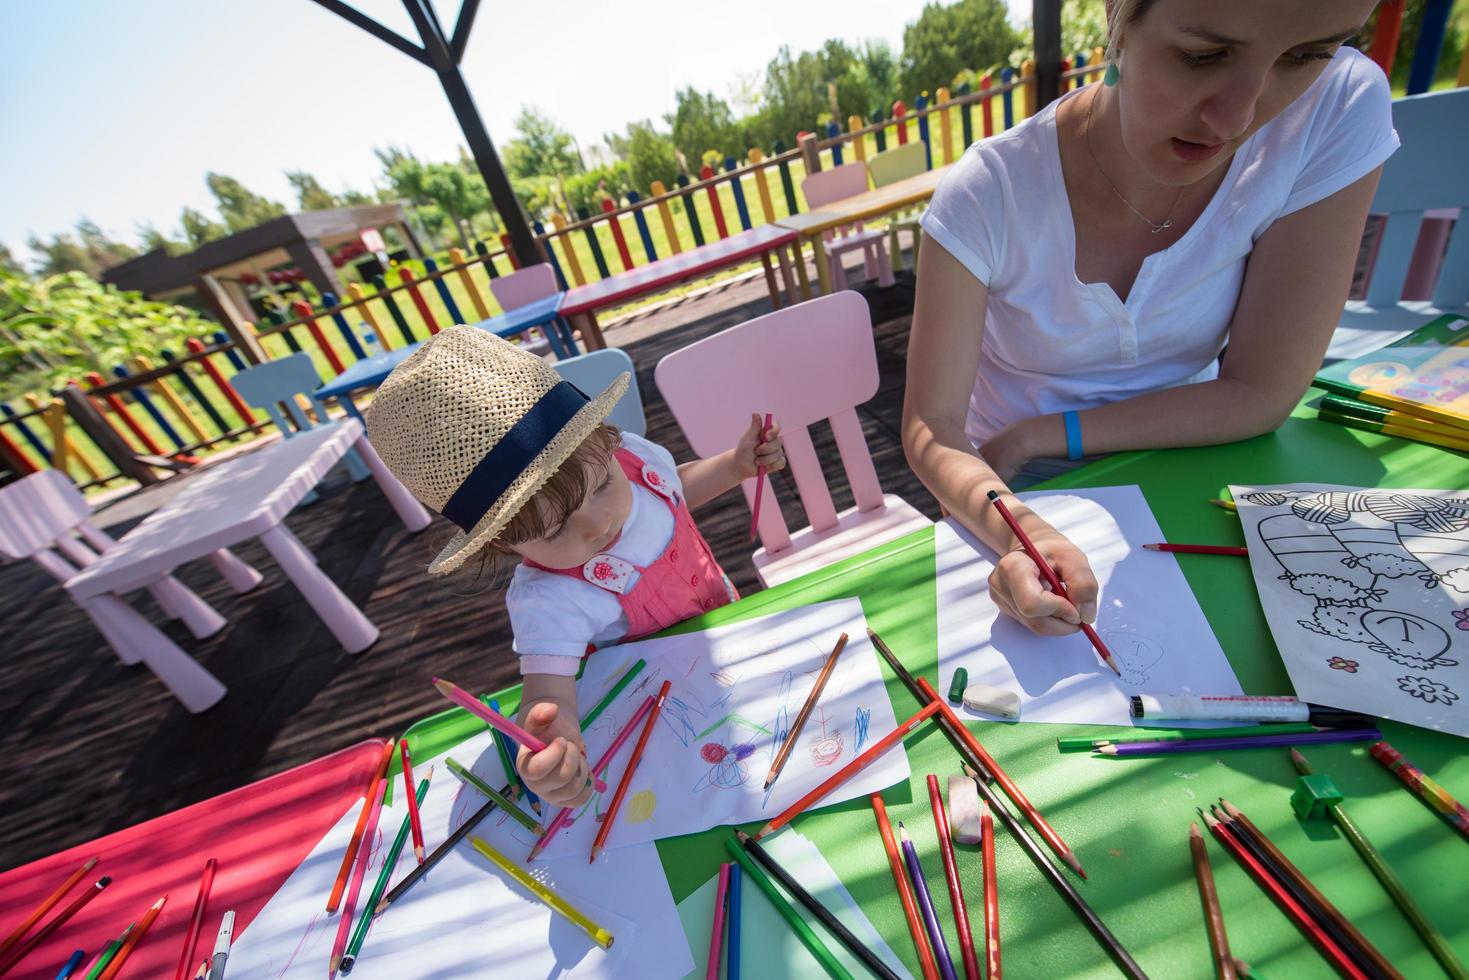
[{"left": 902, "top": 240, "right": 1100, "bottom": 635}]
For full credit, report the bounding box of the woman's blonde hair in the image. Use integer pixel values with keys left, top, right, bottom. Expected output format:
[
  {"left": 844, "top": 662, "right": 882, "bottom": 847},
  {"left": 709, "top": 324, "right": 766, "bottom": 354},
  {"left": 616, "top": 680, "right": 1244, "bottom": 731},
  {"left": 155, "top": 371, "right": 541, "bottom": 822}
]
[{"left": 1105, "top": 0, "right": 1160, "bottom": 64}]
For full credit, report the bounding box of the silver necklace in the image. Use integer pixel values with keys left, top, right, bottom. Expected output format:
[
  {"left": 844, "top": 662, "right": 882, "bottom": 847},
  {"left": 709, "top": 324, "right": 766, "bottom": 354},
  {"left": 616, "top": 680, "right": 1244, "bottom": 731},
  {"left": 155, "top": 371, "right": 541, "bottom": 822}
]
[{"left": 1084, "top": 90, "right": 1183, "bottom": 234}]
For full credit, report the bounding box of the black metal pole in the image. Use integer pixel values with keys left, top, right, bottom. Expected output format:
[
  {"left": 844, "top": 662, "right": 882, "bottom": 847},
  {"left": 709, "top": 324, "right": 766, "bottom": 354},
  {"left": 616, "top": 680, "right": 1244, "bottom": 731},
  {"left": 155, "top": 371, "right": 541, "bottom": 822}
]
[{"left": 1034, "top": 0, "right": 1063, "bottom": 107}]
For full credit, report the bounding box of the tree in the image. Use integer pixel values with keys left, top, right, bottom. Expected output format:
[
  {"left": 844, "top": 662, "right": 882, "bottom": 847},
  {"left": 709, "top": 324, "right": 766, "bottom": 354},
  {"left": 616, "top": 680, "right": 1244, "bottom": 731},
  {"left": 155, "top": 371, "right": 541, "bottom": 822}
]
[
  {"left": 753, "top": 41, "right": 876, "bottom": 149},
  {"left": 286, "top": 171, "right": 341, "bottom": 211},
  {"left": 502, "top": 106, "right": 583, "bottom": 181},
  {"left": 24, "top": 219, "right": 137, "bottom": 278},
  {"left": 898, "top": 0, "right": 1020, "bottom": 98},
  {"left": 1009, "top": 0, "right": 1107, "bottom": 70},
  {"left": 856, "top": 40, "right": 901, "bottom": 116},
  {"left": 376, "top": 147, "right": 489, "bottom": 250},
  {"left": 620, "top": 120, "right": 680, "bottom": 194},
  {"left": 205, "top": 172, "right": 288, "bottom": 233},
  {"left": 0, "top": 243, "right": 20, "bottom": 276},
  {"left": 135, "top": 222, "right": 188, "bottom": 256},
  {"left": 179, "top": 207, "right": 228, "bottom": 249},
  {"left": 668, "top": 88, "right": 743, "bottom": 168}
]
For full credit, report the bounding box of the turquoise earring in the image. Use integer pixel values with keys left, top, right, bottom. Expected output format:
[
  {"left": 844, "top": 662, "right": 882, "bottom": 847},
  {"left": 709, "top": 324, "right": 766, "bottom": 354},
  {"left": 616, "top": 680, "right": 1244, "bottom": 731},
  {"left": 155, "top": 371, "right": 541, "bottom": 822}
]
[{"left": 1103, "top": 61, "right": 1120, "bottom": 86}]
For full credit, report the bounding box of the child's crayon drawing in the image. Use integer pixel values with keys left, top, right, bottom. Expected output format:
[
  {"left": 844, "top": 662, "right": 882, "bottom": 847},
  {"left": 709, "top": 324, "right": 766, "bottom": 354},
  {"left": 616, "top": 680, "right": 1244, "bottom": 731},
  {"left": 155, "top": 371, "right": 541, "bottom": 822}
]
[
  {"left": 854, "top": 706, "right": 871, "bottom": 751},
  {"left": 807, "top": 708, "right": 844, "bottom": 766}
]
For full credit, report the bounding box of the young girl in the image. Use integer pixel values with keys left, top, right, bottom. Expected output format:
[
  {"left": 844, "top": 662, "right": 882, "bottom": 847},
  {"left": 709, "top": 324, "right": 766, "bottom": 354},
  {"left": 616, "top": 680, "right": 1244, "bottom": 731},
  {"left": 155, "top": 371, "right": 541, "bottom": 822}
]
[{"left": 366, "top": 325, "right": 785, "bottom": 809}]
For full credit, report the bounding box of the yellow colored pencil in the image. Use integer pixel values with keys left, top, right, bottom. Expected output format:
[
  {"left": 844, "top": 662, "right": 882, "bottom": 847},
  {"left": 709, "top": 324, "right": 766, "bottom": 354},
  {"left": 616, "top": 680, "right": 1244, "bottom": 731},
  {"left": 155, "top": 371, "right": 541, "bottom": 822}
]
[{"left": 469, "top": 836, "right": 614, "bottom": 949}]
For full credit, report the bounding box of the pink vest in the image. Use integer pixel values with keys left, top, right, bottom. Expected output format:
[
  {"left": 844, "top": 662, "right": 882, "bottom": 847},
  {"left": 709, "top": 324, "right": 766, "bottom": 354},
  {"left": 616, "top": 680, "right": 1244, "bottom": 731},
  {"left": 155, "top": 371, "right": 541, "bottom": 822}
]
[{"left": 524, "top": 447, "right": 737, "bottom": 644}]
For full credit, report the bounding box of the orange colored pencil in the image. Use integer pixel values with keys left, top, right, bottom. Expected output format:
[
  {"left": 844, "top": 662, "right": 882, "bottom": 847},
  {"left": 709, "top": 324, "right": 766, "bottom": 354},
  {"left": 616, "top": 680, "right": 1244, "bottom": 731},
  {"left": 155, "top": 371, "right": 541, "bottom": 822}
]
[
  {"left": 764, "top": 632, "right": 848, "bottom": 790},
  {"left": 872, "top": 794, "right": 939, "bottom": 980},
  {"left": 756, "top": 699, "right": 941, "bottom": 840},
  {"left": 97, "top": 895, "right": 167, "bottom": 980},
  {"left": 0, "top": 876, "right": 110, "bottom": 975},
  {"left": 400, "top": 739, "right": 426, "bottom": 863},
  {"left": 590, "top": 679, "right": 671, "bottom": 863},
  {"left": 172, "top": 858, "right": 217, "bottom": 980},
  {"left": 331, "top": 775, "right": 389, "bottom": 976},
  {"left": 916, "top": 677, "right": 1086, "bottom": 878},
  {"left": 326, "top": 738, "right": 395, "bottom": 912},
  {"left": 982, "top": 801, "right": 1000, "bottom": 979},
  {"left": 928, "top": 774, "right": 978, "bottom": 980},
  {"left": 0, "top": 855, "right": 97, "bottom": 960}
]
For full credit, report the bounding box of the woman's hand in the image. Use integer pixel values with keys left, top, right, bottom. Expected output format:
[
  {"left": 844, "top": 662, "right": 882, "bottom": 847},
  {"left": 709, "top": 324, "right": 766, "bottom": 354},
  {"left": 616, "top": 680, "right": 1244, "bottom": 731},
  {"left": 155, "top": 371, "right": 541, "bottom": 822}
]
[
  {"left": 988, "top": 528, "right": 1099, "bottom": 636},
  {"left": 517, "top": 700, "right": 594, "bottom": 807},
  {"left": 979, "top": 416, "right": 1048, "bottom": 484},
  {"left": 732, "top": 413, "right": 786, "bottom": 480}
]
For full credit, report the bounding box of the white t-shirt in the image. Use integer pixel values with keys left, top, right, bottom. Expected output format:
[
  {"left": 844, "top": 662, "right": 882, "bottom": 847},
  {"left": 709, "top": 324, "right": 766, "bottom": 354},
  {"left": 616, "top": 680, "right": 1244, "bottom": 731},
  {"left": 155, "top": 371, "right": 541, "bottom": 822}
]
[
  {"left": 919, "top": 47, "right": 1399, "bottom": 446},
  {"left": 508, "top": 431, "right": 679, "bottom": 677}
]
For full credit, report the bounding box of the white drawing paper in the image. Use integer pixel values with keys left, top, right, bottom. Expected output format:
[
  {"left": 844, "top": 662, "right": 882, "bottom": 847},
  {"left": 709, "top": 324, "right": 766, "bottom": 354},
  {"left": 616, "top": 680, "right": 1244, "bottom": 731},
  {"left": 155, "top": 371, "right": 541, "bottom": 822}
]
[
  {"left": 1234, "top": 483, "right": 1469, "bottom": 738},
  {"left": 676, "top": 831, "right": 911, "bottom": 979},
  {"left": 934, "top": 485, "right": 1242, "bottom": 726},
  {"left": 536, "top": 599, "right": 905, "bottom": 858},
  {"left": 226, "top": 728, "right": 692, "bottom": 979}
]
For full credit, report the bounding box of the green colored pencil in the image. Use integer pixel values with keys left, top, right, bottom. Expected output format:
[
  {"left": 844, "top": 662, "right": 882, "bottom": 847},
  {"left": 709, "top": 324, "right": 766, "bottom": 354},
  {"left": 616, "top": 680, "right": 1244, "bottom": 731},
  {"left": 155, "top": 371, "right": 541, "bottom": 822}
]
[
  {"left": 722, "top": 836, "right": 853, "bottom": 980},
  {"left": 1291, "top": 749, "right": 1468, "bottom": 980},
  {"left": 445, "top": 758, "right": 543, "bottom": 834},
  {"left": 83, "top": 922, "right": 133, "bottom": 980},
  {"left": 582, "top": 658, "right": 647, "bottom": 729},
  {"left": 484, "top": 696, "right": 541, "bottom": 816},
  {"left": 339, "top": 774, "right": 432, "bottom": 974},
  {"left": 1057, "top": 724, "right": 1319, "bottom": 752}
]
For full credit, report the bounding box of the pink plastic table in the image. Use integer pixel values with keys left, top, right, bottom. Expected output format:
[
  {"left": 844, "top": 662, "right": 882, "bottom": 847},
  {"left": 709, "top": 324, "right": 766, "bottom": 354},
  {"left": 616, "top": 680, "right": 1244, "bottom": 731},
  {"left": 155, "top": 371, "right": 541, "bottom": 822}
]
[
  {"left": 0, "top": 739, "right": 386, "bottom": 980},
  {"left": 559, "top": 225, "right": 802, "bottom": 348},
  {"left": 65, "top": 421, "right": 430, "bottom": 711}
]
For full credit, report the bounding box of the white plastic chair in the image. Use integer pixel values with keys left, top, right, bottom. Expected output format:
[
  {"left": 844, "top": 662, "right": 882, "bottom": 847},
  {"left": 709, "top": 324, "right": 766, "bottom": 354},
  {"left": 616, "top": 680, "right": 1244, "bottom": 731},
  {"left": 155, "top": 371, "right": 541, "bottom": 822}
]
[
  {"left": 554, "top": 348, "right": 646, "bottom": 436},
  {"left": 0, "top": 469, "right": 263, "bottom": 711},
  {"left": 655, "top": 292, "right": 929, "bottom": 587},
  {"left": 801, "top": 164, "right": 897, "bottom": 292},
  {"left": 867, "top": 141, "right": 929, "bottom": 271}
]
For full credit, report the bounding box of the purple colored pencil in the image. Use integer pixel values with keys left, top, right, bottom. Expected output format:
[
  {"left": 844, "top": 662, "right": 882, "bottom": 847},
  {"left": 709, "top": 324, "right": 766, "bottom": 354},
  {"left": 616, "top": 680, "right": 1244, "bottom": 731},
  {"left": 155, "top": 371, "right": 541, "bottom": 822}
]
[
  {"left": 1098, "top": 728, "right": 1382, "bottom": 757},
  {"left": 899, "top": 823, "right": 957, "bottom": 980}
]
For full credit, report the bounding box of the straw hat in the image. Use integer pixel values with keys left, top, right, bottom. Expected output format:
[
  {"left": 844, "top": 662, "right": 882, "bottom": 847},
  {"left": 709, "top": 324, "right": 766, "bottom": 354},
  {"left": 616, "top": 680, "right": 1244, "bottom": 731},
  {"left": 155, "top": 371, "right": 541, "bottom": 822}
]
[{"left": 365, "top": 325, "right": 629, "bottom": 574}]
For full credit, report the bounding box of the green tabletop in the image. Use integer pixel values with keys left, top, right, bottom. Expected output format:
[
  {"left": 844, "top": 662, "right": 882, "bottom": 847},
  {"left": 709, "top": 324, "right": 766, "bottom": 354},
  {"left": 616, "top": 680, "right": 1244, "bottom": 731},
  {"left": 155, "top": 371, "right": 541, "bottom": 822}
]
[{"left": 402, "top": 395, "right": 1469, "bottom": 979}]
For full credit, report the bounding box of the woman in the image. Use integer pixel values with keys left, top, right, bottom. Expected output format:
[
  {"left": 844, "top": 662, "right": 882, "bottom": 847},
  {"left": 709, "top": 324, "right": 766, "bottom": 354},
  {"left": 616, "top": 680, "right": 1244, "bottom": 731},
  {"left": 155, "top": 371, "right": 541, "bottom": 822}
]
[{"left": 904, "top": 0, "right": 1398, "bottom": 636}]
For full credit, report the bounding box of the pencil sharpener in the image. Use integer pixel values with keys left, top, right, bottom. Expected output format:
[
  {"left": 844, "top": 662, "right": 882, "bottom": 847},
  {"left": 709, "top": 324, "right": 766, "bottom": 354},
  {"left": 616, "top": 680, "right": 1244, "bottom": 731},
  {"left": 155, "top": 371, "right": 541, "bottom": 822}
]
[{"left": 1290, "top": 774, "right": 1343, "bottom": 820}]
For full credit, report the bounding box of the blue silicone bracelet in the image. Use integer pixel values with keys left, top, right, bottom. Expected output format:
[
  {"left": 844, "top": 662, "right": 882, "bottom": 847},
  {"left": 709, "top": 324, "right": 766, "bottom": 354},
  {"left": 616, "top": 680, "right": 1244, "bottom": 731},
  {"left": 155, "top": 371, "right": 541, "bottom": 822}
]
[{"left": 1063, "top": 410, "right": 1083, "bottom": 461}]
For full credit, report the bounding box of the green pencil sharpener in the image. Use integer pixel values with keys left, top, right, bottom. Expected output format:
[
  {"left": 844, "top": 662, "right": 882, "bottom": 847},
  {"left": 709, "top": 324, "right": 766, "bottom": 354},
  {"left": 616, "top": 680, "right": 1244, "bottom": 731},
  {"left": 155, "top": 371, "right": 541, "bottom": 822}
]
[
  {"left": 1290, "top": 773, "right": 1343, "bottom": 820},
  {"left": 949, "top": 668, "right": 968, "bottom": 705}
]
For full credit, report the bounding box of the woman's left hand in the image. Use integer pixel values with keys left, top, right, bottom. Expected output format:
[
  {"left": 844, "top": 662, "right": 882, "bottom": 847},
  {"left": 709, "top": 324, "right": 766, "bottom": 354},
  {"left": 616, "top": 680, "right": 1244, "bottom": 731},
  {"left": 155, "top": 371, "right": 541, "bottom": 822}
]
[
  {"left": 733, "top": 413, "right": 786, "bottom": 479},
  {"left": 979, "top": 418, "right": 1039, "bottom": 484}
]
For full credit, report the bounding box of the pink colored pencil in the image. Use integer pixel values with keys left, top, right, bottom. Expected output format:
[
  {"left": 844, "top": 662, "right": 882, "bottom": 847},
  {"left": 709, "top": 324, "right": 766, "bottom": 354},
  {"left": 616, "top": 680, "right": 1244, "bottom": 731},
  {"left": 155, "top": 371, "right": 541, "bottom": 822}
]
[
  {"left": 749, "top": 412, "right": 774, "bottom": 542},
  {"left": 172, "top": 857, "right": 217, "bottom": 980},
  {"left": 528, "top": 693, "right": 657, "bottom": 861},
  {"left": 330, "top": 775, "right": 388, "bottom": 976},
  {"left": 706, "top": 863, "right": 732, "bottom": 979}
]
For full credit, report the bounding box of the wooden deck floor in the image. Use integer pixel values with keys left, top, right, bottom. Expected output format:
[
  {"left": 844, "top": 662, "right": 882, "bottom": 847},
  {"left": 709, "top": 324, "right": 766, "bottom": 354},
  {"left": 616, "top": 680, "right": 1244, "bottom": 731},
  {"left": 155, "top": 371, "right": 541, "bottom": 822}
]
[{"left": 0, "top": 270, "right": 940, "bottom": 870}]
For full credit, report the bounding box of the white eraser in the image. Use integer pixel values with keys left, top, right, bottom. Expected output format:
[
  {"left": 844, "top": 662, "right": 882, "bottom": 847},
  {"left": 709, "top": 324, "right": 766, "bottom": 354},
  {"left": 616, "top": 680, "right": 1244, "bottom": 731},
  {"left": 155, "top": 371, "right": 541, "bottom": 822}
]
[
  {"left": 963, "top": 684, "right": 1021, "bottom": 720},
  {"left": 948, "top": 775, "right": 982, "bottom": 845}
]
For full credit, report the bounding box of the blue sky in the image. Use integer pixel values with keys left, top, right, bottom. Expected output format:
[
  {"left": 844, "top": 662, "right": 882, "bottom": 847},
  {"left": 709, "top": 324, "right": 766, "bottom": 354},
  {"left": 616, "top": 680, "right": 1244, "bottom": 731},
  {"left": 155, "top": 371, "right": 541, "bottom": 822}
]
[{"left": 0, "top": 0, "right": 1027, "bottom": 266}]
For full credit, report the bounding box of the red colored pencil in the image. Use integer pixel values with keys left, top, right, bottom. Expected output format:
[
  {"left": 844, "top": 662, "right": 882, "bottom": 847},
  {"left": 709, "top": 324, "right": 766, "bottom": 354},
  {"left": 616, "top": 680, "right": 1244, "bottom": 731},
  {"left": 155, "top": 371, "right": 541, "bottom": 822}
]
[
  {"left": 173, "top": 858, "right": 217, "bottom": 980},
  {"left": 97, "top": 895, "right": 167, "bottom": 980},
  {"left": 928, "top": 775, "right": 979, "bottom": 980},
  {"left": 0, "top": 876, "right": 110, "bottom": 975},
  {"left": 331, "top": 775, "right": 389, "bottom": 976},
  {"left": 529, "top": 693, "right": 657, "bottom": 861},
  {"left": 872, "top": 794, "right": 940, "bottom": 980},
  {"left": 981, "top": 801, "right": 1000, "bottom": 979},
  {"left": 756, "top": 699, "right": 941, "bottom": 841},
  {"left": 1201, "top": 811, "right": 1366, "bottom": 980},
  {"left": 0, "top": 855, "right": 97, "bottom": 960},
  {"left": 400, "top": 739, "right": 426, "bottom": 863},
  {"left": 749, "top": 412, "right": 774, "bottom": 542},
  {"left": 590, "top": 679, "right": 671, "bottom": 863},
  {"left": 916, "top": 677, "right": 1086, "bottom": 878},
  {"left": 327, "top": 738, "right": 394, "bottom": 912},
  {"left": 986, "top": 490, "right": 1122, "bottom": 676},
  {"left": 1143, "top": 543, "right": 1248, "bottom": 556}
]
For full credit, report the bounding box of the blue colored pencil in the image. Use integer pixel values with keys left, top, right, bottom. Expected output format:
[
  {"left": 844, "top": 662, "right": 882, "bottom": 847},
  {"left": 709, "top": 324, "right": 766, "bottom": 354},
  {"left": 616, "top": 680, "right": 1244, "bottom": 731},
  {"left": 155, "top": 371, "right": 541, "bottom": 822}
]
[
  {"left": 727, "top": 863, "right": 741, "bottom": 980},
  {"left": 488, "top": 697, "right": 541, "bottom": 815},
  {"left": 56, "top": 949, "right": 86, "bottom": 979}
]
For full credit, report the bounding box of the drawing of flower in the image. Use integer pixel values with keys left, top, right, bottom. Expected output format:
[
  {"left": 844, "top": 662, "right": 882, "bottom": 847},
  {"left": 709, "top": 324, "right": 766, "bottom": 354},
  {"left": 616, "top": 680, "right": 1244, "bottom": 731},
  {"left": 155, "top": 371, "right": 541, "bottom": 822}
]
[
  {"left": 1453, "top": 610, "right": 1469, "bottom": 632},
  {"left": 1327, "top": 657, "right": 1359, "bottom": 673},
  {"left": 1397, "top": 676, "right": 1460, "bottom": 706}
]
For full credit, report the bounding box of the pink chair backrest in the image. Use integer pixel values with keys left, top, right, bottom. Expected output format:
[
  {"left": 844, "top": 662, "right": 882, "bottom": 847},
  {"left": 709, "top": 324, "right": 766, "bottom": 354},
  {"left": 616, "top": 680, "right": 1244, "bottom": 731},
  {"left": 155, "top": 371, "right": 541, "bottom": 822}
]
[
  {"left": 0, "top": 469, "right": 90, "bottom": 560},
  {"left": 654, "top": 291, "right": 885, "bottom": 552},
  {"left": 801, "top": 163, "right": 874, "bottom": 240},
  {"left": 490, "top": 263, "right": 559, "bottom": 311}
]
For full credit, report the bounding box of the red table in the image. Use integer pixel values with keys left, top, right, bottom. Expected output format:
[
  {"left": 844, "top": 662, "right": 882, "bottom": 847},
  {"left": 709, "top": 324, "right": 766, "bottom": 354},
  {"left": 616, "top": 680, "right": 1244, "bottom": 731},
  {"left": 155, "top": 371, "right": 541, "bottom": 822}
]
[
  {"left": 560, "top": 225, "right": 803, "bottom": 349},
  {"left": 0, "top": 739, "right": 385, "bottom": 979}
]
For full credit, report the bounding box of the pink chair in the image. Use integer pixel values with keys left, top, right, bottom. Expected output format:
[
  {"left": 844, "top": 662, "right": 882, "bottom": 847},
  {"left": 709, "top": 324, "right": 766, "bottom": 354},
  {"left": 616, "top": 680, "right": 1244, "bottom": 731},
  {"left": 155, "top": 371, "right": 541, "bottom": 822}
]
[
  {"left": 801, "top": 163, "right": 897, "bottom": 292},
  {"left": 490, "top": 263, "right": 562, "bottom": 354},
  {"left": 655, "top": 291, "right": 929, "bottom": 587},
  {"left": 0, "top": 469, "right": 263, "bottom": 712}
]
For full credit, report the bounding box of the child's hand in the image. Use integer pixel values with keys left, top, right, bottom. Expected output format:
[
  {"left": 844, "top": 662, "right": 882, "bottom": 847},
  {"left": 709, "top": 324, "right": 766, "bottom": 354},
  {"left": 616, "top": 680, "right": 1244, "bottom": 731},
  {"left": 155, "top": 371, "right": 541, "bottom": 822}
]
[
  {"left": 517, "top": 701, "right": 594, "bottom": 808},
  {"left": 734, "top": 413, "right": 786, "bottom": 480}
]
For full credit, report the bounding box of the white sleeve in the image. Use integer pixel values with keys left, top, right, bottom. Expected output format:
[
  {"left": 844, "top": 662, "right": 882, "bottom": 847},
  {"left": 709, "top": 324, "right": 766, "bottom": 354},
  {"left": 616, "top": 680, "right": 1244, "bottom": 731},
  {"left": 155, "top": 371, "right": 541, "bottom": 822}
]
[
  {"left": 1280, "top": 49, "right": 1399, "bottom": 218},
  {"left": 618, "top": 432, "right": 683, "bottom": 492},
  {"left": 507, "top": 572, "right": 614, "bottom": 673},
  {"left": 919, "top": 142, "right": 1009, "bottom": 286}
]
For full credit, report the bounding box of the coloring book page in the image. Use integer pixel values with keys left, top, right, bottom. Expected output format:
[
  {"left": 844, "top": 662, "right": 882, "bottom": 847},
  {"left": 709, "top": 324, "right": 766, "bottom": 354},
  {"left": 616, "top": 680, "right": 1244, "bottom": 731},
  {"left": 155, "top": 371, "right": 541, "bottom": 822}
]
[
  {"left": 535, "top": 598, "right": 905, "bottom": 858},
  {"left": 934, "top": 485, "right": 1242, "bottom": 726},
  {"left": 1234, "top": 484, "right": 1469, "bottom": 738}
]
